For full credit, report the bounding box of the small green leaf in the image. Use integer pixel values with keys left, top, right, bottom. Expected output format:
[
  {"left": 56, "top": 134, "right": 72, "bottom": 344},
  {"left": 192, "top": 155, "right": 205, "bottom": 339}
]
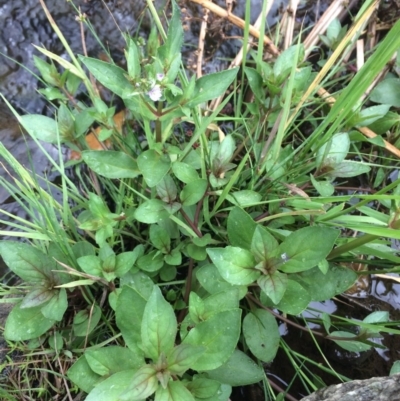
[
  {"left": 4, "top": 303, "right": 56, "bottom": 341},
  {"left": 138, "top": 150, "right": 171, "bottom": 187},
  {"left": 330, "top": 161, "right": 371, "bottom": 178},
  {"left": 41, "top": 288, "right": 68, "bottom": 321},
  {"left": 370, "top": 78, "right": 400, "bottom": 107},
  {"left": 356, "top": 104, "right": 391, "bottom": 127},
  {"left": 186, "top": 377, "right": 220, "bottom": 399},
  {"left": 0, "top": 241, "right": 57, "bottom": 282},
  {"left": 73, "top": 305, "right": 102, "bottom": 337},
  {"left": 317, "top": 132, "right": 350, "bottom": 167},
  {"left": 155, "top": 380, "right": 195, "bottom": 401},
  {"left": 134, "top": 199, "right": 169, "bottom": 223},
  {"left": 257, "top": 271, "right": 288, "bottom": 304},
  {"left": 271, "top": 280, "right": 310, "bottom": 314},
  {"left": 251, "top": 226, "right": 279, "bottom": 261},
  {"left": 167, "top": 343, "right": 205, "bottom": 375},
  {"left": 205, "top": 349, "right": 264, "bottom": 386},
  {"left": 77, "top": 255, "right": 103, "bottom": 277},
  {"left": 67, "top": 356, "right": 101, "bottom": 393},
  {"left": 172, "top": 162, "right": 199, "bottom": 183},
  {"left": 20, "top": 114, "right": 59, "bottom": 143},
  {"left": 150, "top": 225, "right": 171, "bottom": 252},
  {"left": 310, "top": 175, "right": 335, "bottom": 196},
  {"left": 196, "top": 264, "right": 248, "bottom": 298},
  {"left": 180, "top": 179, "right": 208, "bottom": 206},
  {"left": 85, "top": 346, "right": 143, "bottom": 377},
  {"left": 227, "top": 207, "right": 256, "bottom": 250},
  {"left": 244, "top": 67, "right": 264, "bottom": 102},
  {"left": 80, "top": 56, "right": 133, "bottom": 97},
  {"left": 390, "top": 361, "right": 400, "bottom": 375},
  {"left": 125, "top": 38, "right": 141, "bottom": 79},
  {"left": 82, "top": 150, "right": 140, "bottom": 179},
  {"left": 273, "top": 45, "right": 304, "bottom": 80},
  {"left": 182, "top": 309, "right": 241, "bottom": 370},
  {"left": 279, "top": 227, "right": 339, "bottom": 273},
  {"left": 84, "top": 370, "right": 137, "bottom": 401},
  {"left": 243, "top": 309, "right": 280, "bottom": 362},
  {"left": 137, "top": 250, "right": 164, "bottom": 272},
  {"left": 187, "top": 68, "right": 239, "bottom": 107},
  {"left": 141, "top": 286, "right": 177, "bottom": 361},
  {"left": 115, "top": 284, "right": 150, "bottom": 354},
  {"left": 330, "top": 331, "right": 372, "bottom": 352},
  {"left": 156, "top": 175, "right": 178, "bottom": 203},
  {"left": 120, "top": 365, "right": 158, "bottom": 401},
  {"left": 207, "top": 247, "right": 260, "bottom": 286}
]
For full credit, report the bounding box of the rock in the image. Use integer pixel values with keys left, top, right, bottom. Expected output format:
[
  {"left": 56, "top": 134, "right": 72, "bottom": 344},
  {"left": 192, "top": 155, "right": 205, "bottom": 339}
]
[{"left": 300, "top": 374, "right": 400, "bottom": 401}]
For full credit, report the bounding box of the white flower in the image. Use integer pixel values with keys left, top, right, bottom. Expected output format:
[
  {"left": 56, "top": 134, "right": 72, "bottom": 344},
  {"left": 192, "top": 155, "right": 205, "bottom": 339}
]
[
  {"left": 147, "top": 84, "right": 162, "bottom": 101},
  {"left": 156, "top": 73, "right": 165, "bottom": 81}
]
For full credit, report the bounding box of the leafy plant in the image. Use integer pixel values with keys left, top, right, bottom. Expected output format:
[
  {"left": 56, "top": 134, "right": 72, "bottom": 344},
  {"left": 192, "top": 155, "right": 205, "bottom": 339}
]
[{"left": 1, "top": 0, "right": 400, "bottom": 400}]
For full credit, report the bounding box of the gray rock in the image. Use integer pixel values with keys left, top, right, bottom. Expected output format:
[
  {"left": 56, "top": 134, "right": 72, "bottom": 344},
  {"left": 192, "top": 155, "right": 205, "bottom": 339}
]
[{"left": 300, "top": 374, "right": 400, "bottom": 401}]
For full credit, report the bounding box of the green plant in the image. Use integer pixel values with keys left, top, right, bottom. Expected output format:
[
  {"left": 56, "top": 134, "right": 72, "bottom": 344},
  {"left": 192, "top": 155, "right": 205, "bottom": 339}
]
[{"left": 1, "top": 0, "right": 400, "bottom": 400}]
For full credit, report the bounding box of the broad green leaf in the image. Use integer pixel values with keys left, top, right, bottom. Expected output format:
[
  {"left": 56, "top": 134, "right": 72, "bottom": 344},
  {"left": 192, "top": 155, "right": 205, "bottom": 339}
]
[
  {"left": 120, "top": 365, "right": 158, "bottom": 401},
  {"left": 82, "top": 150, "right": 140, "bottom": 179},
  {"left": 0, "top": 241, "right": 57, "bottom": 282},
  {"left": 205, "top": 349, "right": 264, "bottom": 386},
  {"left": 85, "top": 346, "right": 143, "bottom": 377},
  {"left": 180, "top": 179, "right": 208, "bottom": 206},
  {"left": 141, "top": 286, "right": 177, "bottom": 361},
  {"left": 116, "top": 285, "right": 149, "bottom": 354},
  {"left": 292, "top": 265, "right": 357, "bottom": 301},
  {"left": 134, "top": 199, "right": 169, "bottom": 223},
  {"left": 34, "top": 55, "right": 60, "bottom": 86},
  {"left": 137, "top": 150, "right": 171, "bottom": 187},
  {"left": 4, "top": 303, "right": 56, "bottom": 341},
  {"left": 207, "top": 247, "right": 259, "bottom": 286},
  {"left": 330, "top": 331, "right": 372, "bottom": 352},
  {"left": 370, "top": 78, "right": 400, "bottom": 107},
  {"left": 196, "top": 264, "right": 247, "bottom": 298},
  {"left": 162, "top": 0, "right": 183, "bottom": 64},
  {"left": 155, "top": 380, "right": 195, "bottom": 401},
  {"left": 85, "top": 370, "right": 138, "bottom": 401},
  {"left": 164, "top": 249, "right": 181, "bottom": 266},
  {"left": 80, "top": 56, "right": 133, "bottom": 97},
  {"left": 227, "top": 207, "right": 256, "bottom": 250},
  {"left": 73, "top": 305, "right": 101, "bottom": 336},
  {"left": 182, "top": 309, "right": 241, "bottom": 370},
  {"left": 115, "top": 250, "right": 140, "bottom": 277},
  {"left": 41, "top": 288, "right": 68, "bottom": 321},
  {"left": 20, "top": 114, "right": 58, "bottom": 143},
  {"left": 257, "top": 271, "right": 288, "bottom": 304},
  {"left": 243, "top": 309, "right": 280, "bottom": 363},
  {"left": 251, "top": 225, "right": 279, "bottom": 261},
  {"left": 172, "top": 161, "right": 199, "bottom": 183},
  {"left": 187, "top": 68, "right": 239, "bottom": 107},
  {"left": 279, "top": 227, "right": 339, "bottom": 273},
  {"left": 166, "top": 343, "right": 205, "bottom": 375}
]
